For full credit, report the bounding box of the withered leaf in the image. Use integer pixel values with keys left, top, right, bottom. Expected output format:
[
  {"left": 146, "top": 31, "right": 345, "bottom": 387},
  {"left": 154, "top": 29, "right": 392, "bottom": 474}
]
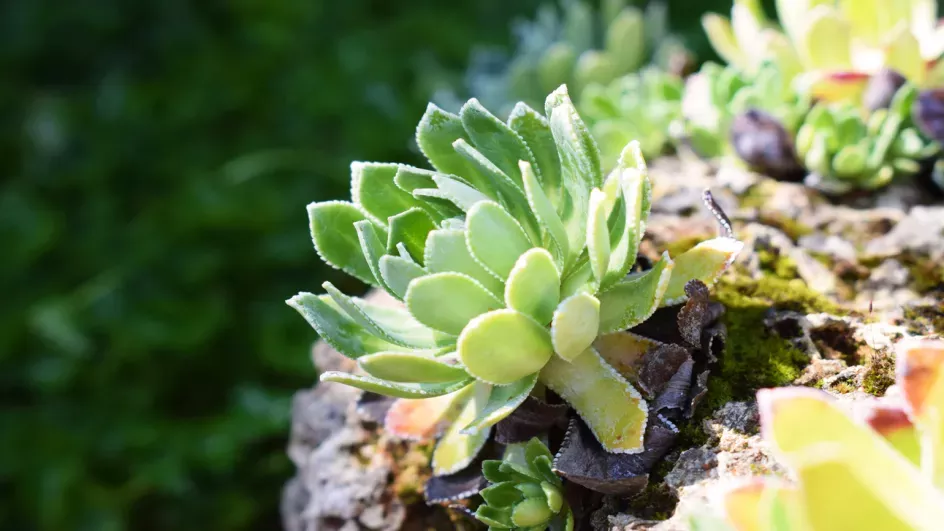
[{"left": 495, "top": 395, "right": 569, "bottom": 444}]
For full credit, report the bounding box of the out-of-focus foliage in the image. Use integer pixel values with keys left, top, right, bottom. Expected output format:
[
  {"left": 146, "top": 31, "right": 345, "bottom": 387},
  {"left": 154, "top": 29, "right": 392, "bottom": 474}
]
[{"left": 1, "top": 0, "right": 542, "bottom": 529}]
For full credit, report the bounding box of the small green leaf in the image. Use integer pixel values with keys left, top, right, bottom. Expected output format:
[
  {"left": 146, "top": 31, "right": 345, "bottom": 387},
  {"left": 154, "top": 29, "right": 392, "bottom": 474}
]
[
  {"left": 433, "top": 382, "right": 492, "bottom": 475},
  {"left": 480, "top": 482, "right": 524, "bottom": 509},
  {"left": 598, "top": 252, "right": 673, "bottom": 334},
  {"left": 551, "top": 292, "right": 601, "bottom": 362},
  {"left": 387, "top": 207, "right": 436, "bottom": 264},
  {"left": 587, "top": 188, "right": 611, "bottom": 283},
  {"left": 415, "top": 103, "right": 487, "bottom": 189},
  {"left": 524, "top": 437, "right": 554, "bottom": 465},
  {"left": 606, "top": 7, "right": 644, "bottom": 73},
  {"left": 351, "top": 162, "right": 422, "bottom": 225},
  {"left": 603, "top": 143, "right": 650, "bottom": 290},
  {"left": 466, "top": 201, "right": 533, "bottom": 280},
  {"left": 521, "top": 161, "right": 569, "bottom": 265},
  {"left": 319, "top": 371, "right": 472, "bottom": 399},
  {"left": 393, "top": 164, "right": 436, "bottom": 193},
  {"left": 287, "top": 293, "right": 402, "bottom": 358},
  {"left": 431, "top": 173, "right": 493, "bottom": 210},
  {"left": 512, "top": 497, "right": 554, "bottom": 527},
  {"left": 460, "top": 98, "right": 536, "bottom": 188},
  {"left": 458, "top": 309, "right": 554, "bottom": 385},
  {"left": 504, "top": 248, "right": 561, "bottom": 325},
  {"left": 358, "top": 352, "right": 469, "bottom": 383},
  {"left": 378, "top": 255, "right": 426, "bottom": 300},
  {"left": 405, "top": 272, "right": 502, "bottom": 335},
  {"left": 424, "top": 229, "right": 504, "bottom": 297},
  {"left": 542, "top": 482, "right": 563, "bottom": 513},
  {"left": 483, "top": 460, "right": 513, "bottom": 483},
  {"left": 354, "top": 220, "right": 390, "bottom": 293},
  {"left": 508, "top": 103, "right": 561, "bottom": 202},
  {"left": 663, "top": 238, "right": 742, "bottom": 305},
  {"left": 462, "top": 373, "right": 538, "bottom": 434},
  {"left": 308, "top": 201, "right": 376, "bottom": 285},
  {"left": 515, "top": 483, "right": 546, "bottom": 499},
  {"left": 531, "top": 455, "right": 559, "bottom": 486},
  {"left": 475, "top": 505, "right": 514, "bottom": 528}
]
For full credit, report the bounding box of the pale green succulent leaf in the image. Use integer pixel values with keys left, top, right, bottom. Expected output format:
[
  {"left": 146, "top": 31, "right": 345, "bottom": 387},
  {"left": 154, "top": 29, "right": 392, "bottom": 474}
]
[
  {"left": 587, "top": 188, "right": 611, "bottom": 283},
  {"left": 508, "top": 103, "right": 561, "bottom": 202},
  {"left": 351, "top": 162, "right": 423, "bottom": 225},
  {"left": 307, "top": 201, "right": 377, "bottom": 285},
  {"left": 432, "top": 382, "right": 492, "bottom": 475},
  {"left": 606, "top": 7, "right": 644, "bottom": 73},
  {"left": 515, "top": 483, "right": 546, "bottom": 499},
  {"left": 358, "top": 351, "right": 469, "bottom": 384},
  {"left": 598, "top": 252, "right": 673, "bottom": 334},
  {"left": 386, "top": 207, "right": 436, "bottom": 264},
  {"left": 460, "top": 98, "right": 536, "bottom": 188},
  {"left": 287, "top": 293, "right": 403, "bottom": 359},
  {"left": 393, "top": 164, "right": 436, "bottom": 193},
  {"left": 319, "top": 371, "right": 472, "bottom": 399},
  {"left": 531, "top": 455, "right": 559, "bottom": 486},
  {"left": 512, "top": 498, "right": 554, "bottom": 528},
  {"left": 415, "top": 103, "right": 488, "bottom": 190},
  {"left": 405, "top": 272, "right": 502, "bottom": 336},
  {"left": 466, "top": 201, "right": 533, "bottom": 280},
  {"left": 425, "top": 229, "right": 505, "bottom": 297},
  {"left": 702, "top": 14, "right": 748, "bottom": 70},
  {"left": 521, "top": 161, "right": 569, "bottom": 266},
  {"left": 560, "top": 260, "right": 595, "bottom": 300},
  {"left": 602, "top": 143, "right": 651, "bottom": 290},
  {"left": 663, "top": 238, "right": 743, "bottom": 305},
  {"left": 551, "top": 292, "right": 601, "bottom": 362},
  {"left": 354, "top": 220, "right": 391, "bottom": 294},
  {"left": 431, "top": 172, "right": 493, "bottom": 210},
  {"left": 540, "top": 347, "right": 647, "bottom": 453},
  {"left": 378, "top": 255, "right": 426, "bottom": 301},
  {"left": 542, "top": 482, "right": 564, "bottom": 513},
  {"left": 537, "top": 43, "right": 578, "bottom": 100},
  {"left": 505, "top": 248, "right": 561, "bottom": 325},
  {"left": 462, "top": 373, "right": 538, "bottom": 435},
  {"left": 410, "top": 188, "right": 463, "bottom": 220},
  {"left": 800, "top": 6, "right": 853, "bottom": 70},
  {"left": 458, "top": 309, "right": 554, "bottom": 385}
]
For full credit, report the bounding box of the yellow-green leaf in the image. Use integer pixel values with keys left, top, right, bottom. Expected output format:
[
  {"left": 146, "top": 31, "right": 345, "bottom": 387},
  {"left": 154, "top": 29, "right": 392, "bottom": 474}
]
[
  {"left": 551, "top": 293, "right": 601, "bottom": 362},
  {"left": 598, "top": 252, "right": 673, "bottom": 334},
  {"left": 505, "top": 248, "right": 561, "bottom": 325},
  {"left": 405, "top": 272, "right": 502, "bottom": 335},
  {"left": 458, "top": 309, "right": 554, "bottom": 385},
  {"left": 466, "top": 201, "right": 533, "bottom": 280},
  {"left": 663, "top": 237, "right": 743, "bottom": 305}
]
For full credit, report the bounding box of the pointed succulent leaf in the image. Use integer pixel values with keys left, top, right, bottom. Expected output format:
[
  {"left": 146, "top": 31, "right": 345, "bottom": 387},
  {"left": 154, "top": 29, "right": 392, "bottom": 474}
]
[
  {"left": 358, "top": 352, "right": 469, "bottom": 383},
  {"left": 551, "top": 292, "right": 601, "bottom": 362},
  {"left": 463, "top": 373, "right": 539, "bottom": 435},
  {"left": 598, "top": 252, "right": 674, "bottom": 335},
  {"left": 483, "top": 460, "right": 513, "bottom": 484},
  {"left": 587, "top": 189, "right": 611, "bottom": 283},
  {"left": 287, "top": 293, "right": 402, "bottom": 358},
  {"left": 532, "top": 455, "right": 559, "bottom": 486},
  {"left": 466, "top": 201, "right": 533, "bottom": 280},
  {"left": 386, "top": 207, "right": 436, "bottom": 265},
  {"left": 541, "top": 482, "right": 564, "bottom": 513},
  {"left": 431, "top": 173, "right": 493, "bottom": 210},
  {"left": 355, "top": 220, "right": 391, "bottom": 293},
  {"left": 521, "top": 161, "right": 569, "bottom": 264},
  {"left": 505, "top": 248, "right": 561, "bottom": 325},
  {"left": 896, "top": 339, "right": 944, "bottom": 487},
  {"left": 322, "top": 282, "right": 444, "bottom": 348},
  {"left": 509, "top": 103, "right": 561, "bottom": 201},
  {"left": 593, "top": 330, "right": 657, "bottom": 381},
  {"left": 663, "top": 238, "right": 743, "bottom": 305},
  {"left": 425, "top": 229, "right": 504, "bottom": 297},
  {"left": 458, "top": 309, "right": 554, "bottom": 385},
  {"left": 415, "top": 103, "right": 488, "bottom": 190},
  {"left": 319, "top": 371, "right": 472, "bottom": 399},
  {"left": 460, "top": 98, "right": 536, "bottom": 187},
  {"left": 432, "top": 382, "right": 492, "bottom": 475},
  {"left": 546, "top": 85, "right": 603, "bottom": 270},
  {"left": 393, "top": 164, "right": 436, "bottom": 193},
  {"left": 475, "top": 505, "right": 514, "bottom": 528},
  {"left": 481, "top": 481, "right": 525, "bottom": 509},
  {"left": 757, "top": 388, "right": 944, "bottom": 529},
  {"left": 378, "top": 255, "right": 426, "bottom": 300},
  {"left": 308, "top": 201, "right": 376, "bottom": 285},
  {"left": 351, "top": 162, "right": 423, "bottom": 225},
  {"left": 602, "top": 143, "right": 650, "bottom": 289},
  {"left": 383, "top": 388, "right": 472, "bottom": 440},
  {"left": 540, "top": 347, "right": 647, "bottom": 453},
  {"left": 405, "top": 272, "right": 502, "bottom": 336}
]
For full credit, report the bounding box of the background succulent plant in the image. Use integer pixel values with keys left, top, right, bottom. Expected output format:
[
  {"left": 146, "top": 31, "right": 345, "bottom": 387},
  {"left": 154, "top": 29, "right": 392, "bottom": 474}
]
[
  {"left": 290, "top": 86, "right": 742, "bottom": 484},
  {"left": 579, "top": 68, "right": 684, "bottom": 164},
  {"left": 703, "top": 0, "right": 944, "bottom": 107},
  {"left": 697, "top": 339, "right": 944, "bottom": 530}
]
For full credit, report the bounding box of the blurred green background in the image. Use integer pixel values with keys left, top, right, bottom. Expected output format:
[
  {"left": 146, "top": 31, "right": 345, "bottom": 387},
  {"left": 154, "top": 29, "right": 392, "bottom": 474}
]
[{"left": 2, "top": 0, "right": 729, "bottom": 529}]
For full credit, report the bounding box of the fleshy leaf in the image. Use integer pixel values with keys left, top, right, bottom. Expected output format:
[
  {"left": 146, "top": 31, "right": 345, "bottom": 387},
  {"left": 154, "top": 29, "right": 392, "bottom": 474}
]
[
  {"left": 540, "top": 348, "right": 647, "bottom": 453},
  {"left": 319, "top": 371, "right": 472, "bottom": 399},
  {"left": 432, "top": 382, "right": 492, "bottom": 475},
  {"left": 393, "top": 164, "right": 435, "bottom": 193},
  {"left": 460, "top": 98, "right": 535, "bottom": 187},
  {"left": 662, "top": 238, "right": 743, "bottom": 304},
  {"left": 896, "top": 338, "right": 944, "bottom": 487},
  {"left": 358, "top": 351, "right": 469, "bottom": 383},
  {"left": 541, "top": 482, "right": 563, "bottom": 513},
  {"left": 521, "top": 161, "right": 569, "bottom": 265},
  {"left": 425, "top": 229, "right": 505, "bottom": 297},
  {"left": 378, "top": 255, "right": 426, "bottom": 300},
  {"left": 415, "top": 103, "right": 487, "bottom": 190},
  {"left": 354, "top": 220, "right": 390, "bottom": 293},
  {"left": 386, "top": 207, "right": 436, "bottom": 264},
  {"left": 466, "top": 201, "right": 533, "bottom": 280},
  {"left": 480, "top": 481, "right": 525, "bottom": 509},
  {"left": 351, "top": 162, "right": 422, "bottom": 225},
  {"left": 431, "top": 173, "right": 493, "bottom": 210},
  {"left": 307, "top": 201, "right": 376, "bottom": 285},
  {"left": 512, "top": 498, "right": 553, "bottom": 527},
  {"left": 505, "top": 248, "right": 561, "bottom": 325},
  {"left": 757, "top": 388, "right": 944, "bottom": 529},
  {"left": 462, "top": 373, "right": 539, "bottom": 435},
  {"left": 475, "top": 505, "right": 514, "bottom": 528},
  {"left": 602, "top": 143, "right": 650, "bottom": 289},
  {"left": 598, "top": 252, "right": 674, "bottom": 335},
  {"left": 287, "top": 293, "right": 402, "bottom": 358},
  {"left": 551, "top": 292, "right": 601, "bottom": 362},
  {"left": 800, "top": 6, "right": 852, "bottom": 70},
  {"left": 384, "top": 387, "right": 472, "bottom": 440},
  {"left": 322, "top": 281, "right": 443, "bottom": 348},
  {"left": 508, "top": 103, "right": 561, "bottom": 202},
  {"left": 586, "top": 189, "right": 611, "bottom": 283},
  {"left": 593, "top": 331, "right": 658, "bottom": 382},
  {"left": 703, "top": 14, "right": 748, "bottom": 70},
  {"left": 458, "top": 309, "right": 554, "bottom": 385},
  {"left": 863, "top": 405, "right": 921, "bottom": 466},
  {"left": 405, "top": 272, "right": 502, "bottom": 335}
]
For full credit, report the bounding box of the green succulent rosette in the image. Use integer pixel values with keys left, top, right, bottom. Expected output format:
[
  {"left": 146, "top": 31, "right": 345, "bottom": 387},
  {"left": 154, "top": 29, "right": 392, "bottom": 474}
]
[{"left": 289, "top": 86, "right": 742, "bottom": 478}]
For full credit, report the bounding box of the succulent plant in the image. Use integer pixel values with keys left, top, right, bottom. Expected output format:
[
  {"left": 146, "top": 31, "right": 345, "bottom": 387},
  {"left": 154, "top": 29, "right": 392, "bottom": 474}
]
[
  {"left": 579, "top": 68, "right": 684, "bottom": 163},
  {"left": 703, "top": 0, "right": 944, "bottom": 106},
  {"left": 475, "top": 438, "right": 573, "bottom": 530},
  {"left": 702, "top": 338, "right": 944, "bottom": 530},
  {"left": 796, "top": 83, "right": 939, "bottom": 193},
  {"left": 289, "top": 86, "right": 743, "bottom": 487},
  {"left": 439, "top": 0, "right": 690, "bottom": 118}
]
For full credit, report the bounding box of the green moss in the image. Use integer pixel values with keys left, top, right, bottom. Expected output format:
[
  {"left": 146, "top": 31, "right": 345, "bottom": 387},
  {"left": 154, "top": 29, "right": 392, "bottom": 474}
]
[
  {"left": 906, "top": 257, "right": 944, "bottom": 294},
  {"left": 625, "top": 481, "right": 678, "bottom": 521},
  {"left": 903, "top": 304, "right": 944, "bottom": 335},
  {"left": 757, "top": 248, "right": 799, "bottom": 279},
  {"left": 862, "top": 350, "right": 896, "bottom": 396}
]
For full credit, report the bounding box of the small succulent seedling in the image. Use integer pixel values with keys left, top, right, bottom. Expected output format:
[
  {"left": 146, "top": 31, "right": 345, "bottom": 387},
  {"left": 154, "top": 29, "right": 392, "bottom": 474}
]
[
  {"left": 707, "top": 339, "right": 944, "bottom": 530},
  {"left": 289, "top": 86, "right": 742, "bottom": 479},
  {"left": 475, "top": 438, "right": 572, "bottom": 530},
  {"left": 703, "top": 0, "right": 944, "bottom": 106}
]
